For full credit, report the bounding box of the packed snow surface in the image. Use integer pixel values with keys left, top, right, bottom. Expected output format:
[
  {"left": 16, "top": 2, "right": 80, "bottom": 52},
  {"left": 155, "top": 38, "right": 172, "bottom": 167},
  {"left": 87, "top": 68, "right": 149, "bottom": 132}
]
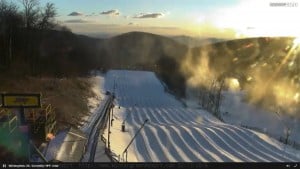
[
  {"left": 220, "top": 91, "right": 300, "bottom": 143},
  {"left": 103, "top": 70, "right": 300, "bottom": 162}
]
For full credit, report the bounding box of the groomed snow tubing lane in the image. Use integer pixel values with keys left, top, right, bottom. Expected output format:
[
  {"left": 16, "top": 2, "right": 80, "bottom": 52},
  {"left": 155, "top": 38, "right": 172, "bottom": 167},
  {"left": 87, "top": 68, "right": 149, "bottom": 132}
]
[{"left": 104, "top": 70, "right": 300, "bottom": 162}]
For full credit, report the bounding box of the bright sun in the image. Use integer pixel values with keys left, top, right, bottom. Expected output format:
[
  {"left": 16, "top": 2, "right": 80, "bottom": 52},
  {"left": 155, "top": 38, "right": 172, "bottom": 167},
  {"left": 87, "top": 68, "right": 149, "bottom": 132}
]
[{"left": 293, "top": 37, "right": 300, "bottom": 46}]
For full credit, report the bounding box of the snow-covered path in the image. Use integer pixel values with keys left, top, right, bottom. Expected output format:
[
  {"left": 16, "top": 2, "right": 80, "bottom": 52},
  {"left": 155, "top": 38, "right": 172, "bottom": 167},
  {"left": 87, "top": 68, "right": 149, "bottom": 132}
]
[{"left": 104, "top": 70, "right": 300, "bottom": 162}]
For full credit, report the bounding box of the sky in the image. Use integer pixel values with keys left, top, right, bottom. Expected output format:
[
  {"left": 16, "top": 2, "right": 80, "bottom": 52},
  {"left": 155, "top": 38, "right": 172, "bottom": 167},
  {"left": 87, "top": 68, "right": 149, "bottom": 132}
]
[{"left": 35, "top": 0, "right": 300, "bottom": 38}]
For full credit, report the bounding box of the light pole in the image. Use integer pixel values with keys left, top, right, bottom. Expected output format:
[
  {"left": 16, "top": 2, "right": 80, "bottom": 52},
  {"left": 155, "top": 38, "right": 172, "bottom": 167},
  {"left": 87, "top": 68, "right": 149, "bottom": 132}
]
[
  {"left": 122, "top": 110, "right": 131, "bottom": 132},
  {"left": 122, "top": 119, "right": 149, "bottom": 162},
  {"left": 111, "top": 106, "right": 114, "bottom": 127},
  {"left": 107, "top": 99, "right": 115, "bottom": 152},
  {"left": 107, "top": 106, "right": 111, "bottom": 151}
]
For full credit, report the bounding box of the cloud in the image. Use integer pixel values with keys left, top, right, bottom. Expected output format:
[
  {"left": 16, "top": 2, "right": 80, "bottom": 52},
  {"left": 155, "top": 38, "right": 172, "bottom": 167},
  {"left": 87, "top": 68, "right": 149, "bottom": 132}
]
[
  {"left": 133, "top": 13, "right": 164, "bottom": 19},
  {"left": 68, "top": 12, "right": 84, "bottom": 16},
  {"left": 100, "top": 9, "right": 120, "bottom": 16},
  {"left": 64, "top": 19, "right": 90, "bottom": 23}
]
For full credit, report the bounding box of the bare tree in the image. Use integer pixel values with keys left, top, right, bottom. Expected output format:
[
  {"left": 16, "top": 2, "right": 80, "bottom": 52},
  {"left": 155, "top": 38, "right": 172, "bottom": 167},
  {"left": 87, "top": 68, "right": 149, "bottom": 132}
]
[
  {"left": 38, "top": 2, "right": 56, "bottom": 30},
  {"left": 198, "top": 77, "right": 225, "bottom": 121},
  {"left": 0, "top": 0, "right": 23, "bottom": 66},
  {"left": 19, "top": 0, "right": 40, "bottom": 28},
  {"left": 275, "top": 107, "right": 293, "bottom": 144},
  {"left": 214, "top": 78, "right": 225, "bottom": 120}
]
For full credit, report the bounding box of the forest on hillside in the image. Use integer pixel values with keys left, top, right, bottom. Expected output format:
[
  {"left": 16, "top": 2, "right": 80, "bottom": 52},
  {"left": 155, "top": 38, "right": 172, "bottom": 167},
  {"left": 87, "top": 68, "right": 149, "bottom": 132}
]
[
  {"left": 0, "top": 0, "right": 108, "bottom": 77},
  {"left": 0, "top": 0, "right": 188, "bottom": 98}
]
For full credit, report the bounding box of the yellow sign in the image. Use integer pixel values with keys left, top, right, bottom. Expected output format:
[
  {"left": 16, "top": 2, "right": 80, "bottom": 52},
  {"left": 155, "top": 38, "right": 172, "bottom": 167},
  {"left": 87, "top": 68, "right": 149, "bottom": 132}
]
[{"left": 1, "top": 93, "right": 41, "bottom": 108}]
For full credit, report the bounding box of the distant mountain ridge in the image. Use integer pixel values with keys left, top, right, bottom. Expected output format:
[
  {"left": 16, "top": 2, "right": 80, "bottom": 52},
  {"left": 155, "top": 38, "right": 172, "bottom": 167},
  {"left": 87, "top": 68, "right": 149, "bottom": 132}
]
[
  {"left": 98, "top": 31, "right": 188, "bottom": 69},
  {"left": 1, "top": 28, "right": 298, "bottom": 99},
  {"left": 171, "top": 35, "right": 227, "bottom": 47}
]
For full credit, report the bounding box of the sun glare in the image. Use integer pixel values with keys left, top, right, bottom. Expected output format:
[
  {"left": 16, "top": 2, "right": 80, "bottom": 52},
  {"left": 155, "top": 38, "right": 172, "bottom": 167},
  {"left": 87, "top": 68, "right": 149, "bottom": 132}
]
[
  {"left": 196, "top": 15, "right": 206, "bottom": 23},
  {"left": 293, "top": 37, "right": 300, "bottom": 46},
  {"left": 227, "top": 78, "right": 240, "bottom": 91},
  {"left": 294, "top": 93, "right": 300, "bottom": 103}
]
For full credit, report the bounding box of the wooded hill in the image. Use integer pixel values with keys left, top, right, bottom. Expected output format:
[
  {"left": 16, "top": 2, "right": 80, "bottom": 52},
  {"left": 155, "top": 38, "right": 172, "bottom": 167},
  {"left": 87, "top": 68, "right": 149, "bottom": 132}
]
[{"left": 1, "top": 27, "right": 299, "bottom": 99}]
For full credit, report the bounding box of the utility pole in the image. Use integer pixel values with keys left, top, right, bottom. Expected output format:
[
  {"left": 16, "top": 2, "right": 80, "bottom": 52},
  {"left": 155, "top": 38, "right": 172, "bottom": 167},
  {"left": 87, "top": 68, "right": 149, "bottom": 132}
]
[
  {"left": 122, "top": 119, "right": 149, "bottom": 162},
  {"left": 107, "top": 104, "right": 111, "bottom": 152}
]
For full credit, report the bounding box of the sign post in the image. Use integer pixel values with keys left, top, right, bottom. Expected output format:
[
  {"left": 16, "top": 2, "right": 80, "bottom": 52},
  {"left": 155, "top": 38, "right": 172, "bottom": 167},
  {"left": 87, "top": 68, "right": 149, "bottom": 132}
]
[
  {"left": 1, "top": 93, "right": 41, "bottom": 108},
  {"left": 1, "top": 93, "right": 41, "bottom": 161}
]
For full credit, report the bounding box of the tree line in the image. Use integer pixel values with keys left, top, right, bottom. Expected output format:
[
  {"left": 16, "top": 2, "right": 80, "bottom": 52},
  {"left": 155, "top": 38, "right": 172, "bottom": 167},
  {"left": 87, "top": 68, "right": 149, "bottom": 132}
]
[
  {"left": 1, "top": 0, "right": 57, "bottom": 32},
  {"left": 0, "top": 0, "right": 72, "bottom": 76}
]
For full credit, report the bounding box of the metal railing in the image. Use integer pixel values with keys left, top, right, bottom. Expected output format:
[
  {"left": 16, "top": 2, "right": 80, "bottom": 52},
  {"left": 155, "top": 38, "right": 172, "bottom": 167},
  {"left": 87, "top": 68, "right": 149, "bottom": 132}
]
[
  {"left": 0, "top": 109, "right": 18, "bottom": 133},
  {"left": 81, "top": 95, "right": 114, "bottom": 162}
]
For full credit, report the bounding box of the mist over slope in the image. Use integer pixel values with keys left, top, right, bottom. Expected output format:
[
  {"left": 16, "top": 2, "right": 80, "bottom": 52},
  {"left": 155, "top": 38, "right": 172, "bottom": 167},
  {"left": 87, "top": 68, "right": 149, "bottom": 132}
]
[{"left": 184, "top": 37, "right": 300, "bottom": 115}]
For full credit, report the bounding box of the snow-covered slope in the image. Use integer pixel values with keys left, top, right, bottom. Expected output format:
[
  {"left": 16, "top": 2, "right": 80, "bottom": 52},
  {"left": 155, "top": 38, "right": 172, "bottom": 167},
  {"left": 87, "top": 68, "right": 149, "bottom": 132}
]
[
  {"left": 220, "top": 91, "right": 300, "bottom": 143},
  {"left": 103, "top": 70, "right": 300, "bottom": 162}
]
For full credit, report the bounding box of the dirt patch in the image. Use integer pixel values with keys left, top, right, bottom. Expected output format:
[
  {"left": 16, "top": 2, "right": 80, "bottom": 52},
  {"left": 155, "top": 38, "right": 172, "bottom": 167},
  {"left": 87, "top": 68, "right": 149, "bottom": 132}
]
[{"left": 0, "top": 75, "right": 96, "bottom": 131}]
